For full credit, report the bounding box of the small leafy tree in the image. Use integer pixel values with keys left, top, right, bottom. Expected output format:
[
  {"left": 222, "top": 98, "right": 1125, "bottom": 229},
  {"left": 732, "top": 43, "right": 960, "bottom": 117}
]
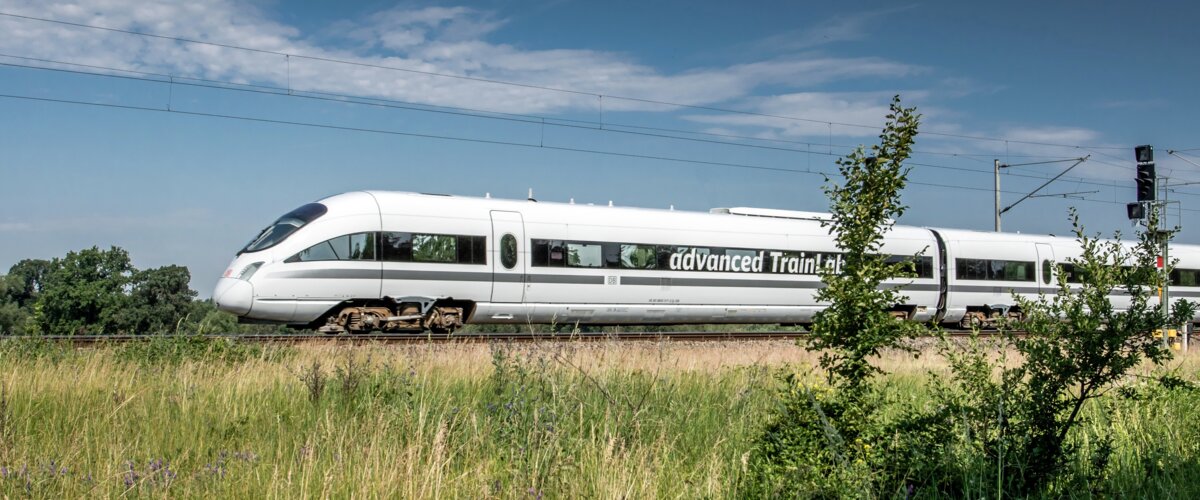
[
  {"left": 808, "top": 95, "right": 925, "bottom": 395},
  {"left": 743, "top": 96, "right": 924, "bottom": 496}
]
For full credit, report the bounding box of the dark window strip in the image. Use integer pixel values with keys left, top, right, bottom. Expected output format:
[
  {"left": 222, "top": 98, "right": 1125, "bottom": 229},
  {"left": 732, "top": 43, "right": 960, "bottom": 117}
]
[{"left": 529, "top": 239, "right": 933, "bottom": 278}]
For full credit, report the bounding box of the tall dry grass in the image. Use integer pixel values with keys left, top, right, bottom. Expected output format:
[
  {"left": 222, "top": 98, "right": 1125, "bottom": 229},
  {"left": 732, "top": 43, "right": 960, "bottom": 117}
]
[{"left": 0, "top": 337, "right": 1197, "bottom": 497}]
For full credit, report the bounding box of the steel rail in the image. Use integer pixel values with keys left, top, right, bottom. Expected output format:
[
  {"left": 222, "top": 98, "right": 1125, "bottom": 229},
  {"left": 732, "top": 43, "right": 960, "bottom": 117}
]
[{"left": 7, "top": 329, "right": 1019, "bottom": 345}]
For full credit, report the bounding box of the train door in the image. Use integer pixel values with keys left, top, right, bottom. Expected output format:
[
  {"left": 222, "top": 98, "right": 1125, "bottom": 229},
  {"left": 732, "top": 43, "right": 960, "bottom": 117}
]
[
  {"left": 490, "top": 211, "right": 526, "bottom": 302},
  {"left": 1035, "top": 243, "right": 1055, "bottom": 293}
]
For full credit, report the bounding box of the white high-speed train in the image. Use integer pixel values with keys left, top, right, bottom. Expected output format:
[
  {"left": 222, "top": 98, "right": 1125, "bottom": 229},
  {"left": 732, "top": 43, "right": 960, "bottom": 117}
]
[{"left": 212, "top": 191, "right": 1200, "bottom": 333}]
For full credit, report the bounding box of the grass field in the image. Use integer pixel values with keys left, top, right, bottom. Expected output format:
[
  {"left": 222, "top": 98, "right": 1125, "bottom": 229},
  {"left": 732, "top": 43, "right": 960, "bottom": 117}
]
[{"left": 0, "top": 337, "right": 1197, "bottom": 498}]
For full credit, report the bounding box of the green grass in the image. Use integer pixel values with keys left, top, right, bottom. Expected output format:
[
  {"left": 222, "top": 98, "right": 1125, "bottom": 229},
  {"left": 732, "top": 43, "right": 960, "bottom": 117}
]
[
  {"left": 0, "top": 338, "right": 777, "bottom": 497},
  {"left": 0, "top": 337, "right": 1197, "bottom": 498}
]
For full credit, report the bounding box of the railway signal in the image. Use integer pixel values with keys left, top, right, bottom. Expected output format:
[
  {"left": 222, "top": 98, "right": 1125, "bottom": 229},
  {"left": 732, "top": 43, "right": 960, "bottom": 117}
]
[{"left": 1135, "top": 145, "right": 1156, "bottom": 202}]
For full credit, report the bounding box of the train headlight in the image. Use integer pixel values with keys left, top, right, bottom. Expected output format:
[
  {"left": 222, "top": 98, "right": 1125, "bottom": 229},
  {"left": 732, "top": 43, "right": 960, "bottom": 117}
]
[{"left": 238, "top": 262, "right": 264, "bottom": 281}]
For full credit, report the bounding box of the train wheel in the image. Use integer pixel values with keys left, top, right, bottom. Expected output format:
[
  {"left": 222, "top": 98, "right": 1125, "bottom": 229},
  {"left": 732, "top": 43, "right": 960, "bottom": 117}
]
[{"left": 422, "top": 306, "right": 464, "bottom": 334}]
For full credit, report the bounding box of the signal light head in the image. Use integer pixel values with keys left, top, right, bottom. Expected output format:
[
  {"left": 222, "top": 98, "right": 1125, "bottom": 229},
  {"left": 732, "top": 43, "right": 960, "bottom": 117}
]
[
  {"left": 1136, "top": 145, "right": 1154, "bottom": 164},
  {"left": 1127, "top": 202, "right": 1146, "bottom": 219},
  {"left": 1136, "top": 163, "right": 1156, "bottom": 201}
]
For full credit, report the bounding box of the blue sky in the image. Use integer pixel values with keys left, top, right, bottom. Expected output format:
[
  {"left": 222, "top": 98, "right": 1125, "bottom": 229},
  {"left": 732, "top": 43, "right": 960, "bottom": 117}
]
[{"left": 1, "top": 0, "right": 1199, "bottom": 297}]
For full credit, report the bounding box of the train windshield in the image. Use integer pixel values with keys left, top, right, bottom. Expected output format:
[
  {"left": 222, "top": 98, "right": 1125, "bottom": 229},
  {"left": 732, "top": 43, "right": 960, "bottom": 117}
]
[{"left": 239, "top": 203, "right": 328, "bottom": 255}]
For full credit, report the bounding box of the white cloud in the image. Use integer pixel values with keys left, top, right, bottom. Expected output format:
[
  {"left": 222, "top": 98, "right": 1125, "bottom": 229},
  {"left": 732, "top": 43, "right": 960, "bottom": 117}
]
[
  {"left": 999, "top": 126, "right": 1100, "bottom": 146},
  {"left": 684, "top": 91, "right": 929, "bottom": 139},
  {"left": 0, "top": 0, "right": 1124, "bottom": 184},
  {"left": 0, "top": 0, "right": 923, "bottom": 116},
  {"left": 749, "top": 5, "right": 918, "bottom": 53},
  {"left": 0, "top": 222, "right": 31, "bottom": 231}
]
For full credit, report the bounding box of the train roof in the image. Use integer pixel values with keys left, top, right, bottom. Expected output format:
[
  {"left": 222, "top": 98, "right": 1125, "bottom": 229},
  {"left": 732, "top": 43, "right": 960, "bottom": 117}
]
[{"left": 315, "top": 190, "right": 1188, "bottom": 250}]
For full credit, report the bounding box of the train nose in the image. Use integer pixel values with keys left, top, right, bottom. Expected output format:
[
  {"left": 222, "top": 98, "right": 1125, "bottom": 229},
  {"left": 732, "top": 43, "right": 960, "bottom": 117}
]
[{"left": 213, "top": 277, "right": 254, "bottom": 316}]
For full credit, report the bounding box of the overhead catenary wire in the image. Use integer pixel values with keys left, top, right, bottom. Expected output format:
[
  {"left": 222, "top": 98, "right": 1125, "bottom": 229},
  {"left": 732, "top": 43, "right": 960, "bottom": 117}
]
[
  {"left": 5, "top": 91, "right": 1196, "bottom": 215},
  {"left": 0, "top": 54, "right": 1089, "bottom": 163},
  {"left": 1, "top": 57, "right": 1170, "bottom": 196},
  {"left": 4, "top": 12, "right": 1197, "bottom": 217},
  {"left": 0, "top": 11, "right": 1137, "bottom": 151}
]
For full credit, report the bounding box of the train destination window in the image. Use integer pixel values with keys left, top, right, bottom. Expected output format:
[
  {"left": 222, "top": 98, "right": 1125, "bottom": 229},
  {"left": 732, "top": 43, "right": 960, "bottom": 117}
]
[
  {"left": 501, "top": 234, "right": 517, "bottom": 269},
  {"left": 567, "top": 242, "right": 603, "bottom": 268}
]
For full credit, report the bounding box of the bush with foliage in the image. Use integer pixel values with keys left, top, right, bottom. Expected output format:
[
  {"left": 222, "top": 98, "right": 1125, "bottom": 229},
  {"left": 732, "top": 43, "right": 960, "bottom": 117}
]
[
  {"left": 742, "top": 96, "right": 924, "bottom": 496},
  {"left": 741, "top": 97, "right": 1194, "bottom": 498},
  {"left": 885, "top": 211, "right": 1195, "bottom": 496}
]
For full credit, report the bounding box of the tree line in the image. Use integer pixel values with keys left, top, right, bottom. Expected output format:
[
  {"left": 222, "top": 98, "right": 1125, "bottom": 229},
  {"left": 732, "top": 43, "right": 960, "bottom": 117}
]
[{"left": 0, "top": 246, "right": 260, "bottom": 335}]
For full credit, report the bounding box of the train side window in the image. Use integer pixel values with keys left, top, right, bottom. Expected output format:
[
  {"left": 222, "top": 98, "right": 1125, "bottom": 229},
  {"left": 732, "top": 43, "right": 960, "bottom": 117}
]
[
  {"left": 382, "top": 232, "right": 413, "bottom": 262},
  {"left": 886, "top": 255, "right": 932, "bottom": 278},
  {"left": 1058, "top": 263, "right": 1088, "bottom": 283},
  {"left": 547, "top": 240, "right": 566, "bottom": 267},
  {"left": 1042, "top": 260, "right": 1052, "bottom": 284},
  {"left": 456, "top": 235, "right": 487, "bottom": 265},
  {"left": 726, "top": 248, "right": 756, "bottom": 261},
  {"left": 1173, "top": 268, "right": 1200, "bottom": 286},
  {"left": 620, "top": 244, "right": 657, "bottom": 269},
  {"left": 659, "top": 246, "right": 713, "bottom": 269},
  {"left": 291, "top": 238, "right": 340, "bottom": 262},
  {"left": 603, "top": 243, "right": 621, "bottom": 268},
  {"left": 567, "top": 242, "right": 603, "bottom": 268},
  {"left": 886, "top": 254, "right": 915, "bottom": 276},
  {"left": 501, "top": 234, "right": 517, "bottom": 269},
  {"left": 918, "top": 256, "right": 934, "bottom": 278},
  {"left": 657, "top": 246, "right": 681, "bottom": 269},
  {"left": 473, "top": 236, "right": 487, "bottom": 264},
  {"left": 413, "top": 234, "right": 457, "bottom": 263},
  {"left": 1004, "top": 261, "right": 1033, "bottom": 281},
  {"left": 348, "top": 233, "right": 375, "bottom": 260},
  {"left": 289, "top": 233, "right": 377, "bottom": 262},
  {"left": 531, "top": 239, "right": 549, "bottom": 266},
  {"left": 956, "top": 258, "right": 986, "bottom": 280}
]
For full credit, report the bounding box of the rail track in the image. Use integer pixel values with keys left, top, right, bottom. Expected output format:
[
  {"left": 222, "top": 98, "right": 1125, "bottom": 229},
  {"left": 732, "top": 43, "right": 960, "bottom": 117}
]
[
  {"left": 21, "top": 331, "right": 803, "bottom": 344},
  {"left": 15, "top": 329, "right": 1016, "bottom": 344}
]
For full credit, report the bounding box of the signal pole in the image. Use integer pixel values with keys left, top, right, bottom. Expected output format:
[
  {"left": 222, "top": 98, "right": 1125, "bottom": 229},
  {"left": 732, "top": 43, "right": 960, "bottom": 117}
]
[
  {"left": 1133, "top": 145, "right": 1173, "bottom": 350},
  {"left": 995, "top": 159, "right": 1001, "bottom": 231}
]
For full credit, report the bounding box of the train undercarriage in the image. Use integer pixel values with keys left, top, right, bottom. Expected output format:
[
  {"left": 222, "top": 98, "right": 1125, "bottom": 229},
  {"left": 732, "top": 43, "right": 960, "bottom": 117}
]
[
  {"left": 312, "top": 299, "right": 1026, "bottom": 334},
  {"left": 316, "top": 297, "right": 470, "bottom": 334},
  {"left": 957, "top": 305, "right": 1022, "bottom": 330}
]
